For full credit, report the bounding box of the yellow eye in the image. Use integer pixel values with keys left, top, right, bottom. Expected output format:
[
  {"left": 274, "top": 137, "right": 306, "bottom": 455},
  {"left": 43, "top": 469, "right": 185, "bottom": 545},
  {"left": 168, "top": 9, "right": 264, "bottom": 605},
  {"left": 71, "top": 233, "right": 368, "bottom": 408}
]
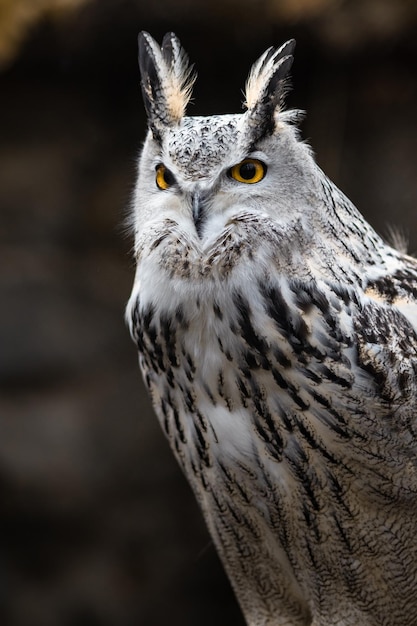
[
  {"left": 229, "top": 158, "right": 266, "bottom": 184},
  {"left": 155, "top": 164, "right": 176, "bottom": 190}
]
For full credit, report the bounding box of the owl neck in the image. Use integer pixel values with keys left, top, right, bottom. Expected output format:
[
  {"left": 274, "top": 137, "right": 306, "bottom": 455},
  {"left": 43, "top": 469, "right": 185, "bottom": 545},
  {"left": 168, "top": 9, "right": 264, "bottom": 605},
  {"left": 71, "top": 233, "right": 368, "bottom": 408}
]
[{"left": 305, "top": 167, "right": 399, "bottom": 284}]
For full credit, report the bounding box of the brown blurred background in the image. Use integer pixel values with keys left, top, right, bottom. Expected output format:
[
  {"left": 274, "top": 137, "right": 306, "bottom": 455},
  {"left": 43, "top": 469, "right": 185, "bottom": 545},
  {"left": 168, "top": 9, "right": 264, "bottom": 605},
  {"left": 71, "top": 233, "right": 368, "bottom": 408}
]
[{"left": 0, "top": 1, "right": 416, "bottom": 624}]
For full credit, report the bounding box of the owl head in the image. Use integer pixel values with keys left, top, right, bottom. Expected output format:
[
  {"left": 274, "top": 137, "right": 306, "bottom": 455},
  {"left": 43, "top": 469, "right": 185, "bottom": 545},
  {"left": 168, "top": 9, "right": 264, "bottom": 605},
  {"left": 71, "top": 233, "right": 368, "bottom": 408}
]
[{"left": 132, "top": 32, "right": 319, "bottom": 247}]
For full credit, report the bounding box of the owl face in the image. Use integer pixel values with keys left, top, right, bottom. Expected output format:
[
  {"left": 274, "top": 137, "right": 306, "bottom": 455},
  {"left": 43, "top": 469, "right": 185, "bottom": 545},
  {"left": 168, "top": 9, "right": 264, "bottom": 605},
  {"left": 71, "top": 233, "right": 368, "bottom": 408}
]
[
  {"left": 135, "top": 118, "right": 316, "bottom": 248},
  {"left": 132, "top": 33, "right": 318, "bottom": 258}
]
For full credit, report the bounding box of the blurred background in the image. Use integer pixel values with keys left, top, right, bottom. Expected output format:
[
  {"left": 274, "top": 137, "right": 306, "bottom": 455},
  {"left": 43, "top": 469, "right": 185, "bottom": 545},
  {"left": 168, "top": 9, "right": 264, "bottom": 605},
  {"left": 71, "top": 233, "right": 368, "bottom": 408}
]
[{"left": 0, "top": 0, "right": 416, "bottom": 624}]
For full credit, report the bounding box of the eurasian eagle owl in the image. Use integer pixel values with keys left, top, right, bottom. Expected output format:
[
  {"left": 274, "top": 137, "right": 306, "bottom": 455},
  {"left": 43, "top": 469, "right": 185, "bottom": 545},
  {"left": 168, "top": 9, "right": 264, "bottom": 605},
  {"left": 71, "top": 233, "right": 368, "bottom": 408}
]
[{"left": 126, "top": 32, "right": 417, "bottom": 626}]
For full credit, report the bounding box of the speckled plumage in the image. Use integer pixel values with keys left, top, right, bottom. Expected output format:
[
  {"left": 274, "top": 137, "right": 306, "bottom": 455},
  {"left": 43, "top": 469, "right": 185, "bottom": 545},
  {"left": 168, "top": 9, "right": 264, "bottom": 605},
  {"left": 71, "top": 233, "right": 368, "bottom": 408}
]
[{"left": 126, "top": 32, "right": 417, "bottom": 626}]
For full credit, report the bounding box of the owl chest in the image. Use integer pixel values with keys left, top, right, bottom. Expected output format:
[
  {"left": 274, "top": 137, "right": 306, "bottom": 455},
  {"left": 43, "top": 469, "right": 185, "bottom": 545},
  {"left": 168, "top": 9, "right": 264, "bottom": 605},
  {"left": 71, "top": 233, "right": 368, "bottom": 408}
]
[{"left": 130, "top": 276, "right": 357, "bottom": 484}]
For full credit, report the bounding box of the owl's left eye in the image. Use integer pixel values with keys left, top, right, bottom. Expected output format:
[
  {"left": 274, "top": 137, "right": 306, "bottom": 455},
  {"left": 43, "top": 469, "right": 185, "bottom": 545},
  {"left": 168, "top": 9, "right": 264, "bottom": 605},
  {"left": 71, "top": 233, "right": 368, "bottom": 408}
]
[
  {"left": 155, "top": 164, "right": 176, "bottom": 190},
  {"left": 229, "top": 158, "right": 266, "bottom": 184}
]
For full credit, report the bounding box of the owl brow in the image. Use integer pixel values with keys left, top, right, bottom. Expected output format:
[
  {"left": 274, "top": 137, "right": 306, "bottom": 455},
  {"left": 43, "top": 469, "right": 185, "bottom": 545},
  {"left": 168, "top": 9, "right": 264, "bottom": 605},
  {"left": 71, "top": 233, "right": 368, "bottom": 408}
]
[
  {"left": 237, "top": 137, "right": 267, "bottom": 163},
  {"left": 245, "top": 141, "right": 262, "bottom": 156}
]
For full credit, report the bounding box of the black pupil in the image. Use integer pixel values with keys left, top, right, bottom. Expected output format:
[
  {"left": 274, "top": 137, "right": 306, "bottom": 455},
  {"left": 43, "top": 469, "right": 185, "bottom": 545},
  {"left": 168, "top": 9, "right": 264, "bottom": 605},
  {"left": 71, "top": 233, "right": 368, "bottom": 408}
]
[
  {"left": 163, "top": 167, "right": 176, "bottom": 186},
  {"left": 239, "top": 162, "right": 257, "bottom": 180}
]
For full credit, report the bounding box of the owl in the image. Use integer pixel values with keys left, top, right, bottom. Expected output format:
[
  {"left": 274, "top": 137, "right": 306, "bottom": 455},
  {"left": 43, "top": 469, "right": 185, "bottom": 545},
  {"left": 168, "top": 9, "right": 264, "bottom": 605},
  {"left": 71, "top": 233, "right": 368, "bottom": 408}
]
[{"left": 126, "top": 32, "right": 417, "bottom": 626}]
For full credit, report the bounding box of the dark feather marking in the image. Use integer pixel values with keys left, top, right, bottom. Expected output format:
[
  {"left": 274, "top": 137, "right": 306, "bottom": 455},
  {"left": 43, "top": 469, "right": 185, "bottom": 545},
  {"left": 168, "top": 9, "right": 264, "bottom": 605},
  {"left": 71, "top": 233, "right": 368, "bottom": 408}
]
[
  {"left": 275, "top": 404, "right": 294, "bottom": 432},
  {"left": 203, "top": 382, "right": 216, "bottom": 405},
  {"left": 271, "top": 366, "right": 289, "bottom": 389},
  {"left": 302, "top": 502, "right": 321, "bottom": 541},
  {"left": 295, "top": 417, "right": 340, "bottom": 466},
  {"left": 213, "top": 301, "right": 223, "bottom": 320},
  {"left": 328, "top": 283, "right": 359, "bottom": 307},
  {"left": 218, "top": 370, "right": 225, "bottom": 397},
  {"left": 240, "top": 364, "right": 253, "bottom": 381},
  {"left": 160, "top": 314, "right": 179, "bottom": 367},
  {"left": 184, "top": 388, "right": 195, "bottom": 412},
  {"left": 227, "top": 501, "right": 243, "bottom": 525},
  {"left": 290, "top": 279, "right": 330, "bottom": 315},
  {"left": 172, "top": 405, "right": 186, "bottom": 444},
  {"left": 354, "top": 301, "right": 417, "bottom": 403},
  {"left": 305, "top": 539, "right": 318, "bottom": 568},
  {"left": 253, "top": 418, "right": 283, "bottom": 461},
  {"left": 243, "top": 349, "right": 261, "bottom": 370},
  {"left": 271, "top": 366, "right": 310, "bottom": 411},
  {"left": 247, "top": 350, "right": 271, "bottom": 371},
  {"left": 290, "top": 390, "right": 310, "bottom": 411},
  {"left": 320, "top": 184, "right": 364, "bottom": 267},
  {"left": 366, "top": 270, "right": 417, "bottom": 303},
  {"left": 190, "top": 459, "right": 199, "bottom": 478},
  {"left": 218, "top": 369, "right": 233, "bottom": 410},
  {"left": 160, "top": 396, "right": 170, "bottom": 436},
  {"left": 184, "top": 361, "right": 194, "bottom": 382},
  {"left": 194, "top": 421, "right": 211, "bottom": 467},
  {"left": 357, "top": 358, "right": 392, "bottom": 402},
  {"left": 236, "top": 376, "right": 250, "bottom": 408},
  {"left": 134, "top": 327, "right": 144, "bottom": 353},
  {"left": 153, "top": 342, "right": 165, "bottom": 373},
  {"left": 218, "top": 461, "right": 233, "bottom": 483},
  {"left": 175, "top": 305, "right": 189, "bottom": 329},
  {"left": 200, "top": 470, "right": 210, "bottom": 491},
  {"left": 230, "top": 525, "right": 253, "bottom": 559},
  {"left": 193, "top": 421, "right": 207, "bottom": 449},
  {"left": 196, "top": 409, "right": 208, "bottom": 433},
  {"left": 322, "top": 315, "right": 352, "bottom": 347},
  {"left": 398, "top": 370, "right": 411, "bottom": 392},
  {"left": 295, "top": 417, "right": 322, "bottom": 452},
  {"left": 212, "top": 491, "right": 228, "bottom": 514},
  {"left": 149, "top": 232, "right": 170, "bottom": 251},
  {"left": 141, "top": 303, "right": 155, "bottom": 333},
  {"left": 261, "top": 284, "right": 309, "bottom": 349},
  {"left": 140, "top": 323, "right": 165, "bottom": 372},
  {"left": 315, "top": 330, "right": 343, "bottom": 355},
  {"left": 286, "top": 441, "right": 321, "bottom": 511},
  {"left": 332, "top": 513, "right": 353, "bottom": 552},
  {"left": 301, "top": 472, "right": 321, "bottom": 513},
  {"left": 236, "top": 460, "right": 258, "bottom": 482},
  {"left": 319, "top": 364, "right": 352, "bottom": 389},
  {"left": 255, "top": 464, "right": 290, "bottom": 544},
  {"left": 241, "top": 511, "right": 262, "bottom": 539},
  {"left": 130, "top": 299, "right": 142, "bottom": 346},
  {"left": 309, "top": 396, "right": 351, "bottom": 440},
  {"left": 174, "top": 435, "right": 181, "bottom": 456},
  {"left": 137, "top": 304, "right": 170, "bottom": 373},
  {"left": 234, "top": 478, "right": 251, "bottom": 505},
  {"left": 325, "top": 470, "right": 357, "bottom": 517},
  {"left": 218, "top": 336, "right": 233, "bottom": 361},
  {"left": 273, "top": 345, "right": 292, "bottom": 368},
  {"left": 233, "top": 291, "right": 269, "bottom": 354},
  {"left": 302, "top": 368, "right": 322, "bottom": 384},
  {"left": 166, "top": 367, "right": 175, "bottom": 388}
]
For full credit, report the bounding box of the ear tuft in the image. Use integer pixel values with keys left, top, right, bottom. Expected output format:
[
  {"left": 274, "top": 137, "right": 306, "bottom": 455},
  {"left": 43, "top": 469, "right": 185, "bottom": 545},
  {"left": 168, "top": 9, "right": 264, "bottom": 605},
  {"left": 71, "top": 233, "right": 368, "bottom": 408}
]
[
  {"left": 138, "top": 32, "right": 196, "bottom": 139},
  {"left": 244, "top": 39, "right": 296, "bottom": 140}
]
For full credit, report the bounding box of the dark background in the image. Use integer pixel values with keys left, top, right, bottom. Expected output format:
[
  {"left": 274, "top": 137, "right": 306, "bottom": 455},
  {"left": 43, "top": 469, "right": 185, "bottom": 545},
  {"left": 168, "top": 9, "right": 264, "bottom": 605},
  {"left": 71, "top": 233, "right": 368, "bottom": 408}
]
[{"left": 1, "top": 1, "right": 416, "bottom": 624}]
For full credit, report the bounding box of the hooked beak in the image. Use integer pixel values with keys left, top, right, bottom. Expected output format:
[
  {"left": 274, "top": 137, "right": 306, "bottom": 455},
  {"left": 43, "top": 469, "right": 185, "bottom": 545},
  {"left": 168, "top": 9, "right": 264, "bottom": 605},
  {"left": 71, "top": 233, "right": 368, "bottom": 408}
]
[{"left": 191, "top": 190, "right": 207, "bottom": 238}]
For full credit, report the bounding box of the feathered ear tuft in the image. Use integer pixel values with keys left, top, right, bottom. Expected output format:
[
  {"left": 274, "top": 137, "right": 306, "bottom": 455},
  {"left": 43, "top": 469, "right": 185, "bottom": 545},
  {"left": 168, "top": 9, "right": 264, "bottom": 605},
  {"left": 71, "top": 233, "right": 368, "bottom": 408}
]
[
  {"left": 244, "top": 39, "right": 296, "bottom": 141},
  {"left": 138, "top": 32, "right": 196, "bottom": 141}
]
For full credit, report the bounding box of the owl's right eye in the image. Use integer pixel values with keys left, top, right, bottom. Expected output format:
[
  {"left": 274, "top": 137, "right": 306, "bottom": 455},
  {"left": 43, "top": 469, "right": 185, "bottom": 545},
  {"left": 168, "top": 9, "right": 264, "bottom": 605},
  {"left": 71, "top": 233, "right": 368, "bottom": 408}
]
[{"left": 155, "top": 164, "right": 176, "bottom": 190}]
